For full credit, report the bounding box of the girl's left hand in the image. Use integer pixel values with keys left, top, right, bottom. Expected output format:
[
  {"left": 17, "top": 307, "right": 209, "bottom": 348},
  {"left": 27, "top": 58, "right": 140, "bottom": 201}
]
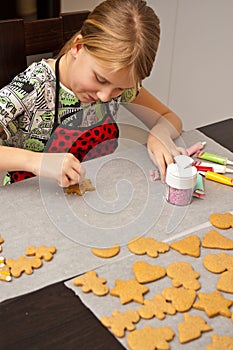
[{"left": 147, "top": 133, "right": 187, "bottom": 182}]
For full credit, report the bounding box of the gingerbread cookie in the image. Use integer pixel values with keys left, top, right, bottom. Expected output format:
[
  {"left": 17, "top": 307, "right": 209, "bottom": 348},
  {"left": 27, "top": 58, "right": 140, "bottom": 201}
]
[
  {"left": 178, "top": 313, "right": 212, "bottom": 344},
  {"left": 167, "top": 261, "right": 201, "bottom": 290},
  {"left": 126, "top": 325, "right": 175, "bottom": 350},
  {"left": 162, "top": 287, "right": 196, "bottom": 312},
  {"left": 132, "top": 261, "right": 166, "bottom": 284},
  {"left": 170, "top": 235, "right": 201, "bottom": 257},
  {"left": 26, "top": 245, "right": 56, "bottom": 261},
  {"left": 64, "top": 178, "right": 95, "bottom": 195},
  {"left": 0, "top": 257, "right": 11, "bottom": 282},
  {"left": 138, "top": 294, "right": 176, "bottom": 320},
  {"left": 91, "top": 244, "right": 120, "bottom": 259},
  {"left": 110, "top": 279, "right": 149, "bottom": 304},
  {"left": 0, "top": 237, "right": 4, "bottom": 252},
  {"left": 193, "top": 290, "right": 233, "bottom": 317},
  {"left": 5, "top": 256, "right": 42, "bottom": 277},
  {"left": 217, "top": 270, "right": 233, "bottom": 293},
  {"left": 203, "top": 252, "right": 233, "bottom": 273},
  {"left": 128, "top": 236, "right": 169, "bottom": 258},
  {"left": 73, "top": 270, "right": 109, "bottom": 296},
  {"left": 202, "top": 230, "right": 233, "bottom": 249},
  {"left": 209, "top": 212, "right": 233, "bottom": 229},
  {"left": 206, "top": 334, "right": 233, "bottom": 350},
  {"left": 101, "top": 310, "right": 140, "bottom": 338}
]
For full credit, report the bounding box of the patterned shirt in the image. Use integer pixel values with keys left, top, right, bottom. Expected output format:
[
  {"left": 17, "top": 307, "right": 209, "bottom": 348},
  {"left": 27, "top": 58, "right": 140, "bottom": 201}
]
[{"left": 0, "top": 59, "right": 136, "bottom": 153}]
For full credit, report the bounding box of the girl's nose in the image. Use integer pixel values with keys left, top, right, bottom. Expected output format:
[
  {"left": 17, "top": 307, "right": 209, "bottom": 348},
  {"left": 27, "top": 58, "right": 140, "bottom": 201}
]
[{"left": 97, "top": 87, "right": 116, "bottom": 102}]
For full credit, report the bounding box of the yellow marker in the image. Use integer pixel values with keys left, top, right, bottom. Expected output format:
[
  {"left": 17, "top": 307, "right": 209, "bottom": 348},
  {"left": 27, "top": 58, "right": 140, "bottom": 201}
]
[{"left": 200, "top": 171, "right": 233, "bottom": 187}]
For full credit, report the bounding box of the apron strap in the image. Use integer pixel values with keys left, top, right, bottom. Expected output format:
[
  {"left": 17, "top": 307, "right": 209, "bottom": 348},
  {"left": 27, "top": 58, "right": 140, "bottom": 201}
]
[{"left": 52, "top": 56, "right": 62, "bottom": 133}]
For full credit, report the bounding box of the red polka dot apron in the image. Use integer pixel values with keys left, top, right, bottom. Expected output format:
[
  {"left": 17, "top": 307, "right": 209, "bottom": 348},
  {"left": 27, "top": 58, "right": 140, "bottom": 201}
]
[{"left": 8, "top": 57, "right": 119, "bottom": 183}]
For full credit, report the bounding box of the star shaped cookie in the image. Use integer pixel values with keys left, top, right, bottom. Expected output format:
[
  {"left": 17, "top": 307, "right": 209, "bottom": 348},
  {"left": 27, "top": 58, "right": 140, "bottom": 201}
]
[
  {"left": 110, "top": 279, "right": 149, "bottom": 304},
  {"left": 193, "top": 290, "right": 233, "bottom": 317}
]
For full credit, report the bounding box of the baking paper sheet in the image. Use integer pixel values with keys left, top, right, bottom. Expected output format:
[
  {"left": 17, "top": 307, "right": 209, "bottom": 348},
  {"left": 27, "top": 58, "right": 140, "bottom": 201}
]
[
  {"left": 65, "top": 225, "right": 233, "bottom": 350},
  {"left": 0, "top": 129, "right": 232, "bottom": 302}
]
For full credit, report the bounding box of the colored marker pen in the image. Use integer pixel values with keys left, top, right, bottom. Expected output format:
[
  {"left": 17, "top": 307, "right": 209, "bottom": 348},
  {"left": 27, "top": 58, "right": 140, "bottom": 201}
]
[
  {"left": 196, "top": 151, "right": 233, "bottom": 166},
  {"left": 199, "top": 171, "right": 233, "bottom": 187},
  {"left": 186, "top": 141, "right": 206, "bottom": 156},
  {"left": 194, "top": 161, "right": 233, "bottom": 174}
]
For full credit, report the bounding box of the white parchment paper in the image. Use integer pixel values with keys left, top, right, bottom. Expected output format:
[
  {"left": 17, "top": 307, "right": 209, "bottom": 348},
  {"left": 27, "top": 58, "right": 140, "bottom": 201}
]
[{"left": 0, "top": 129, "right": 232, "bottom": 303}]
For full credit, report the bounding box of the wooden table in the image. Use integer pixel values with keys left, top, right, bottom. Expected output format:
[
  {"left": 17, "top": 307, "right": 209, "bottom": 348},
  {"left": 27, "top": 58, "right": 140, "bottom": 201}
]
[{"left": 1, "top": 118, "right": 233, "bottom": 350}]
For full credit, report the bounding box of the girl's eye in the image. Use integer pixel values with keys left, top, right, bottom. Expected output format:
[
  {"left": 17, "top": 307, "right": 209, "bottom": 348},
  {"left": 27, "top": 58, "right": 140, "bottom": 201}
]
[{"left": 96, "top": 75, "right": 106, "bottom": 84}]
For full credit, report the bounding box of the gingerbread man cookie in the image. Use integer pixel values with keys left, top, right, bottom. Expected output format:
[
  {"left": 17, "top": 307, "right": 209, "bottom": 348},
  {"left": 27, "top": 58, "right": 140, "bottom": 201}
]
[
  {"left": 25, "top": 245, "right": 56, "bottom": 261},
  {"left": 5, "top": 256, "right": 42, "bottom": 277},
  {"left": 167, "top": 261, "right": 201, "bottom": 290},
  {"left": 73, "top": 270, "right": 109, "bottom": 296},
  {"left": 0, "top": 257, "right": 11, "bottom": 282},
  {"left": 138, "top": 294, "right": 176, "bottom": 320},
  {"left": 101, "top": 310, "right": 140, "bottom": 338}
]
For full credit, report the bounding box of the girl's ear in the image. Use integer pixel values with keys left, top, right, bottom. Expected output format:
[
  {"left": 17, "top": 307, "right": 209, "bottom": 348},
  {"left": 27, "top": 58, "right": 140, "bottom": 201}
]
[{"left": 70, "top": 34, "right": 83, "bottom": 57}]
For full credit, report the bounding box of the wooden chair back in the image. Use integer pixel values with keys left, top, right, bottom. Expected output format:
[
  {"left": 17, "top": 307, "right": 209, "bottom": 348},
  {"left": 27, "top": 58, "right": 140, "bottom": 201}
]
[{"left": 0, "top": 11, "right": 89, "bottom": 88}]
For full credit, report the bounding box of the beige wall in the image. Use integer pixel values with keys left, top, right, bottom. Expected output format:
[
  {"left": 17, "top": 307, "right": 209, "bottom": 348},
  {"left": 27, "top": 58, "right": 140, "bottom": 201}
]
[{"left": 62, "top": 0, "right": 233, "bottom": 130}]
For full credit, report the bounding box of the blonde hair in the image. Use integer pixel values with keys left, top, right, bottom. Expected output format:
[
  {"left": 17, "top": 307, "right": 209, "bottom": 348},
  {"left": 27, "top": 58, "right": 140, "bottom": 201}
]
[{"left": 58, "top": 0, "right": 160, "bottom": 88}]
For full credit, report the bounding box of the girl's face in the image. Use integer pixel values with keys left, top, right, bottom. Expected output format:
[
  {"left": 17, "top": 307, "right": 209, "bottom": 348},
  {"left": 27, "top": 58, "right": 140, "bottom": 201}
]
[{"left": 64, "top": 45, "right": 134, "bottom": 103}]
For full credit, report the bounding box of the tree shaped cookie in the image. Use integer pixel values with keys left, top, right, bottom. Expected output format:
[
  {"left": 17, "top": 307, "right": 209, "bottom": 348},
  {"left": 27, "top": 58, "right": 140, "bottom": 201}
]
[
  {"left": 132, "top": 261, "right": 166, "bottom": 283},
  {"left": 128, "top": 236, "right": 169, "bottom": 258},
  {"left": 167, "top": 261, "right": 201, "bottom": 290},
  {"left": 5, "top": 256, "right": 42, "bottom": 277},
  {"left": 162, "top": 287, "right": 196, "bottom": 312},
  {"left": 101, "top": 310, "right": 140, "bottom": 338},
  {"left": 202, "top": 230, "right": 233, "bottom": 249},
  {"left": 126, "top": 325, "right": 175, "bottom": 350},
  {"left": 209, "top": 212, "right": 233, "bottom": 229},
  {"left": 138, "top": 294, "right": 176, "bottom": 320},
  {"left": 170, "top": 235, "right": 201, "bottom": 257},
  {"left": 25, "top": 245, "right": 56, "bottom": 261},
  {"left": 0, "top": 237, "right": 4, "bottom": 252},
  {"left": 110, "top": 279, "right": 149, "bottom": 304},
  {"left": 178, "top": 313, "right": 212, "bottom": 344},
  {"left": 206, "top": 334, "right": 233, "bottom": 350},
  {"left": 193, "top": 290, "right": 233, "bottom": 317},
  {"left": 73, "top": 270, "right": 109, "bottom": 296}
]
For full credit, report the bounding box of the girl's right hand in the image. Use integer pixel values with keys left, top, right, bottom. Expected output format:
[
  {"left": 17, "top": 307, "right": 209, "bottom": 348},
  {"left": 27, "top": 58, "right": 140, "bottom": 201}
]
[{"left": 32, "top": 152, "right": 86, "bottom": 187}]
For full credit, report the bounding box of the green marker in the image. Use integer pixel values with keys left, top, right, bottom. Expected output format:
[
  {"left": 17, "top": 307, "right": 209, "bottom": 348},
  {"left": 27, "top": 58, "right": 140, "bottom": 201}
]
[{"left": 196, "top": 151, "right": 233, "bottom": 166}]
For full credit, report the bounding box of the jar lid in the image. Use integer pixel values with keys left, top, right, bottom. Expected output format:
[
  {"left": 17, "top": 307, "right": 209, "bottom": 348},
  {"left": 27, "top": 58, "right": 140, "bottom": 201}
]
[{"left": 166, "top": 156, "right": 197, "bottom": 189}]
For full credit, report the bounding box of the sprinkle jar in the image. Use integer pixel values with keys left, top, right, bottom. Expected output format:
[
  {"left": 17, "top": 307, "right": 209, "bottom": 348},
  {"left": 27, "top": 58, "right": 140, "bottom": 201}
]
[{"left": 165, "top": 155, "right": 197, "bottom": 206}]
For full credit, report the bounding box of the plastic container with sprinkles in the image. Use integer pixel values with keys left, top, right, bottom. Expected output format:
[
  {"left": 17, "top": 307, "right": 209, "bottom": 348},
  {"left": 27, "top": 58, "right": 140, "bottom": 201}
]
[{"left": 165, "top": 155, "right": 197, "bottom": 206}]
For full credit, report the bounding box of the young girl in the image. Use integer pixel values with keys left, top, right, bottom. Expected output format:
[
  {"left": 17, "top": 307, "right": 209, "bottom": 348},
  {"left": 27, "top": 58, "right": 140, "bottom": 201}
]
[{"left": 0, "top": 0, "right": 186, "bottom": 187}]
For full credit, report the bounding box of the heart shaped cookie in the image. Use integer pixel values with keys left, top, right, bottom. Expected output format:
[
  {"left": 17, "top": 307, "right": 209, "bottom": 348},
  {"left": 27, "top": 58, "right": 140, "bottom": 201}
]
[{"left": 132, "top": 261, "right": 166, "bottom": 283}]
